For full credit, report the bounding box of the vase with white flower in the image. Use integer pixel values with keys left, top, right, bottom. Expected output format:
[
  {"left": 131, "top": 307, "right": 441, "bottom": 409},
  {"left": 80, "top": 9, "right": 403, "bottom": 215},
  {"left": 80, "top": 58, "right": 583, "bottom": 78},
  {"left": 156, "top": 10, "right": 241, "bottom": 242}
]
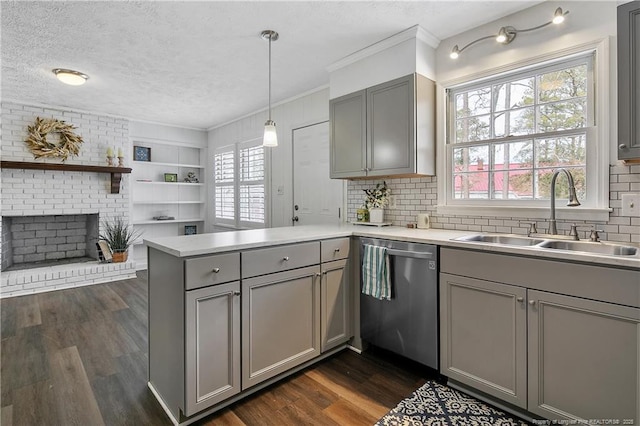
[{"left": 364, "top": 181, "right": 390, "bottom": 223}]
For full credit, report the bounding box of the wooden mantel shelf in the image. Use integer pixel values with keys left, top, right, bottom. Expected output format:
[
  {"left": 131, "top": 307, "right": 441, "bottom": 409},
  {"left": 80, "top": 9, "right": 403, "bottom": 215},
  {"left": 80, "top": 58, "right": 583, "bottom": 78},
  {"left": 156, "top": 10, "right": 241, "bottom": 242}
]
[{"left": 1, "top": 161, "right": 133, "bottom": 194}]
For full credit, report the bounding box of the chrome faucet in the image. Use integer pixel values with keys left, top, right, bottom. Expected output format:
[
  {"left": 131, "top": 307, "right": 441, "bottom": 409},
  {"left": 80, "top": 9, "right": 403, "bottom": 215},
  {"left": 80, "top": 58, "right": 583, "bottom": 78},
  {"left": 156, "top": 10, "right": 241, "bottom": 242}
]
[{"left": 549, "top": 168, "right": 581, "bottom": 235}]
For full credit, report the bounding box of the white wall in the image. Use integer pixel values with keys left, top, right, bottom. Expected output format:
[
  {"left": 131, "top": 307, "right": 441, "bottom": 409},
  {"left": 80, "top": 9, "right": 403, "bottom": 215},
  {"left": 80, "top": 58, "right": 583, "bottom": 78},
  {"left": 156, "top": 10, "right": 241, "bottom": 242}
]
[
  {"left": 208, "top": 88, "right": 330, "bottom": 229},
  {"left": 329, "top": 27, "right": 437, "bottom": 99},
  {"left": 435, "top": 1, "right": 618, "bottom": 162},
  {"left": 129, "top": 121, "right": 207, "bottom": 147}
]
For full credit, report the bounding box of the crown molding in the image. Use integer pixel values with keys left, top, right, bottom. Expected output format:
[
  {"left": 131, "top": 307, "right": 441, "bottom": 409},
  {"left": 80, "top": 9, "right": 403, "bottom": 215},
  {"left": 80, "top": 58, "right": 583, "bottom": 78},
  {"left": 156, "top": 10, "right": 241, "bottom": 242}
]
[{"left": 326, "top": 25, "right": 440, "bottom": 73}]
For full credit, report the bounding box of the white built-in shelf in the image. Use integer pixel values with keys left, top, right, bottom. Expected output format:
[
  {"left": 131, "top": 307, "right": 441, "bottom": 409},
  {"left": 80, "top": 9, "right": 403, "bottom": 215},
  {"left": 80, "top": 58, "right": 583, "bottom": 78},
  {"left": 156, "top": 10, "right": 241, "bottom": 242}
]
[
  {"left": 134, "top": 181, "right": 204, "bottom": 186},
  {"left": 133, "top": 160, "right": 204, "bottom": 169},
  {"left": 134, "top": 217, "right": 205, "bottom": 225},
  {"left": 133, "top": 201, "right": 205, "bottom": 205},
  {"left": 131, "top": 137, "right": 207, "bottom": 271}
]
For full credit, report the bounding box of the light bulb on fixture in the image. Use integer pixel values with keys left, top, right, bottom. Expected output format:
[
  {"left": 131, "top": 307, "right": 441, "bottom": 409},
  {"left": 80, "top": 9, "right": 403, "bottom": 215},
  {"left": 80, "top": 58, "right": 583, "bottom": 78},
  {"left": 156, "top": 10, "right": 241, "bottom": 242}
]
[
  {"left": 263, "top": 120, "right": 278, "bottom": 147},
  {"left": 450, "top": 6, "right": 568, "bottom": 59},
  {"left": 450, "top": 45, "right": 460, "bottom": 59},
  {"left": 52, "top": 68, "right": 88, "bottom": 86},
  {"left": 496, "top": 27, "right": 508, "bottom": 43},
  {"left": 552, "top": 7, "right": 566, "bottom": 24},
  {"left": 261, "top": 30, "right": 279, "bottom": 147}
]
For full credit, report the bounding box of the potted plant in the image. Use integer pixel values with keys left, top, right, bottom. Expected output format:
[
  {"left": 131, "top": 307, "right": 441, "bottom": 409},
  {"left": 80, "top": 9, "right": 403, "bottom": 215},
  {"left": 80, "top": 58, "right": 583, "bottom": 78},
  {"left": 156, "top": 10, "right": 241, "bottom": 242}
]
[
  {"left": 99, "top": 216, "right": 142, "bottom": 263},
  {"left": 364, "top": 181, "right": 390, "bottom": 223}
]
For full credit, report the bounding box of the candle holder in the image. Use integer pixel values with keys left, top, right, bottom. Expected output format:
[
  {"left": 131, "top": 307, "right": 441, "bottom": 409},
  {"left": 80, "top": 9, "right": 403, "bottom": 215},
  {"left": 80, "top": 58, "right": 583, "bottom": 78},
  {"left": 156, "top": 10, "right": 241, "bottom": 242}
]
[
  {"left": 106, "top": 155, "right": 114, "bottom": 166},
  {"left": 118, "top": 156, "right": 124, "bottom": 167}
]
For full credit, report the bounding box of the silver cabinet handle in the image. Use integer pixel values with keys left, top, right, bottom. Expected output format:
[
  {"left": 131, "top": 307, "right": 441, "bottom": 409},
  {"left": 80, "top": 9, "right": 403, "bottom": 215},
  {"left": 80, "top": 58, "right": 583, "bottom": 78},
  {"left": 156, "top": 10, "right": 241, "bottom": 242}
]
[
  {"left": 315, "top": 272, "right": 321, "bottom": 278},
  {"left": 334, "top": 248, "right": 340, "bottom": 252},
  {"left": 529, "top": 300, "right": 536, "bottom": 306},
  {"left": 233, "top": 291, "right": 240, "bottom": 296},
  {"left": 282, "top": 256, "right": 289, "bottom": 261},
  {"left": 517, "top": 297, "right": 524, "bottom": 303},
  {"left": 212, "top": 267, "right": 220, "bottom": 273},
  {"left": 619, "top": 144, "right": 627, "bottom": 149}
]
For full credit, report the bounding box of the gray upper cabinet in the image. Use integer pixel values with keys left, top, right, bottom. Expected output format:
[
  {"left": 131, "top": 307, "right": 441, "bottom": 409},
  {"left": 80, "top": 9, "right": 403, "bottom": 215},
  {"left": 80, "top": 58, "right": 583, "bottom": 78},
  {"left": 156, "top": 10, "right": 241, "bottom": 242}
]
[
  {"left": 330, "top": 73, "right": 435, "bottom": 179},
  {"left": 618, "top": 1, "right": 640, "bottom": 160},
  {"left": 330, "top": 90, "right": 367, "bottom": 178}
]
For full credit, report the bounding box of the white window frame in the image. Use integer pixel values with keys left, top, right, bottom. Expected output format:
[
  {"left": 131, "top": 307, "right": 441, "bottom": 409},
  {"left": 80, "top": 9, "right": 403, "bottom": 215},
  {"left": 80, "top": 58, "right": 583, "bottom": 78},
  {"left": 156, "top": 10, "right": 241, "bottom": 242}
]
[
  {"left": 437, "top": 39, "right": 611, "bottom": 221},
  {"left": 213, "top": 138, "right": 269, "bottom": 229}
]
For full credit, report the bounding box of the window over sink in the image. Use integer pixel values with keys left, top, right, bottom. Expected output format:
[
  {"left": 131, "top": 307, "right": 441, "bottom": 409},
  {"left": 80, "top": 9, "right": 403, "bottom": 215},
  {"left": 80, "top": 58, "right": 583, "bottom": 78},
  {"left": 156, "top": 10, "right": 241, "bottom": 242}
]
[{"left": 440, "top": 46, "right": 610, "bottom": 220}]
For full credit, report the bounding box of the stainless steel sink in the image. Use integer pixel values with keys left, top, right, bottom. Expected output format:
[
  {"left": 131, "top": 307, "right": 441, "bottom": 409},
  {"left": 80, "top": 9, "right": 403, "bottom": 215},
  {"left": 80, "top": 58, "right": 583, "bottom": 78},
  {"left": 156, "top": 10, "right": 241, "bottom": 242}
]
[
  {"left": 537, "top": 240, "right": 639, "bottom": 256},
  {"left": 454, "top": 233, "right": 640, "bottom": 257},
  {"left": 454, "top": 234, "right": 545, "bottom": 246}
]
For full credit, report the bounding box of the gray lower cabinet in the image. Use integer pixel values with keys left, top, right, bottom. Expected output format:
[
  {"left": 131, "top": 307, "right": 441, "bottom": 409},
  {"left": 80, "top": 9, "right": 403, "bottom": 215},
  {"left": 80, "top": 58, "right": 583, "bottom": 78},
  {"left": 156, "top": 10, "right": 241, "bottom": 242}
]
[
  {"left": 321, "top": 258, "right": 351, "bottom": 352},
  {"left": 528, "top": 289, "right": 640, "bottom": 421},
  {"left": 242, "top": 265, "right": 321, "bottom": 389},
  {"left": 440, "top": 248, "right": 640, "bottom": 422},
  {"left": 617, "top": 1, "right": 640, "bottom": 160},
  {"left": 440, "top": 273, "right": 527, "bottom": 409},
  {"left": 184, "top": 281, "right": 240, "bottom": 416},
  {"left": 329, "top": 73, "right": 435, "bottom": 179}
]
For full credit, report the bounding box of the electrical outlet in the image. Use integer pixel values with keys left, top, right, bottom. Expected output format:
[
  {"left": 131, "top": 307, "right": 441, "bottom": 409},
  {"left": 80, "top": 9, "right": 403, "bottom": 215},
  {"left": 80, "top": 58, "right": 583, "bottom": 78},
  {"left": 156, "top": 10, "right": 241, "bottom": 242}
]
[
  {"left": 621, "top": 193, "right": 640, "bottom": 217},
  {"left": 389, "top": 195, "right": 397, "bottom": 209}
]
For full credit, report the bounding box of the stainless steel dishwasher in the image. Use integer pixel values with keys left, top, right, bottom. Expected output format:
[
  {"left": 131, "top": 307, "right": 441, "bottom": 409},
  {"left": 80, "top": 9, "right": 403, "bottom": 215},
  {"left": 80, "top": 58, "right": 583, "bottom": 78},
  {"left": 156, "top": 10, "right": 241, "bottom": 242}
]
[{"left": 360, "top": 238, "right": 439, "bottom": 369}]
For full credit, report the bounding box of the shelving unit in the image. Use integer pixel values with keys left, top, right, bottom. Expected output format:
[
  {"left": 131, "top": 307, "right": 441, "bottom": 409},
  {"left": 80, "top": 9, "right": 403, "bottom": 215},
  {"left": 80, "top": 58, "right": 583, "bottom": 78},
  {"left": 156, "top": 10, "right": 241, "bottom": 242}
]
[{"left": 131, "top": 137, "right": 207, "bottom": 270}]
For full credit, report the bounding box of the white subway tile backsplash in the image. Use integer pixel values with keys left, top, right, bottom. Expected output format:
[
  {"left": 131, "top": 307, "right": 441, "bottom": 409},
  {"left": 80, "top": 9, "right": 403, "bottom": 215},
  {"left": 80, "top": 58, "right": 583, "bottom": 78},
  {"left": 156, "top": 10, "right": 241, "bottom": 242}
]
[{"left": 347, "top": 162, "right": 639, "bottom": 242}]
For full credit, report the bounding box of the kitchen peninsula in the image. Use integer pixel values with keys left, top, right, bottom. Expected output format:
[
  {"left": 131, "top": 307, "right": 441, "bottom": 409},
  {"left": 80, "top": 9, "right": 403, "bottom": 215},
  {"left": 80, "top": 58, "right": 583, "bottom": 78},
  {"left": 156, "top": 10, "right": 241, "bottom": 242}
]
[{"left": 145, "top": 224, "right": 640, "bottom": 425}]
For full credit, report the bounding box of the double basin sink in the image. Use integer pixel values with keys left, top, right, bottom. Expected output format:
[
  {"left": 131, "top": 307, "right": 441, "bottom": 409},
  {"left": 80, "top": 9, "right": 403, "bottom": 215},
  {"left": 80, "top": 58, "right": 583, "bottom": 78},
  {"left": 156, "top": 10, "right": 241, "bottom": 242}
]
[{"left": 454, "top": 234, "right": 640, "bottom": 257}]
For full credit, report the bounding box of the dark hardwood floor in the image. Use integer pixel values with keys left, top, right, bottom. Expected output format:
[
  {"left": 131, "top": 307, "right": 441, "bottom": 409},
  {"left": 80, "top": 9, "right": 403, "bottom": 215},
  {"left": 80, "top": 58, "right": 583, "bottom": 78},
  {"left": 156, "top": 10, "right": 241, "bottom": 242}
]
[{"left": 1, "top": 272, "right": 434, "bottom": 426}]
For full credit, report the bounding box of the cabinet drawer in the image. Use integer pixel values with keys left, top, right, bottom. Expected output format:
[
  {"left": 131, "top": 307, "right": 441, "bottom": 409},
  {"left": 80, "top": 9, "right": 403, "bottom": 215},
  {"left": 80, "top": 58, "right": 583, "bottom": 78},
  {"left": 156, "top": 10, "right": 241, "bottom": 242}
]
[
  {"left": 185, "top": 252, "right": 240, "bottom": 290},
  {"left": 242, "top": 242, "right": 320, "bottom": 278},
  {"left": 321, "top": 238, "right": 350, "bottom": 263}
]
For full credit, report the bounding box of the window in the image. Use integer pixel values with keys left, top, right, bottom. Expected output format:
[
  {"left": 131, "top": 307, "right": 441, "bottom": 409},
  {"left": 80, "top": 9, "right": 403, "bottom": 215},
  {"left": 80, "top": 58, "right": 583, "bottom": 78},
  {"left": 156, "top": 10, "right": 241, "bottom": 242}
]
[
  {"left": 239, "top": 145, "right": 265, "bottom": 223},
  {"left": 214, "top": 149, "right": 235, "bottom": 221},
  {"left": 445, "top": 53, "right": 601, "bottom": 211},
  {"left": 214, "top": 140, "right": 267, "bottom": 228}
]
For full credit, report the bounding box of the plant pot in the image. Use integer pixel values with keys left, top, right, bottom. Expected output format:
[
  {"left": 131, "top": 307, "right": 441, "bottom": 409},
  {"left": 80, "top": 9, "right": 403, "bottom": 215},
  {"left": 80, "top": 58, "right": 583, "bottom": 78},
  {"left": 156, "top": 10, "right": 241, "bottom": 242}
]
[
  {"left": 112, "top": 251, "right": 128, "bottom": 263},
  {"left": 369, "top": 208, "right": 384, "bottom": 223}
]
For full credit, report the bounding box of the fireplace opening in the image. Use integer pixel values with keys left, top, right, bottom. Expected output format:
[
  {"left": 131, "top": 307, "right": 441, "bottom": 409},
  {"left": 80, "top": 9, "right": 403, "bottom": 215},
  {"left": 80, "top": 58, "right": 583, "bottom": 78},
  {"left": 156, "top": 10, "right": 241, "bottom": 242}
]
[{"left": 2, "top": 214, "right": 99, "bottom": 272}]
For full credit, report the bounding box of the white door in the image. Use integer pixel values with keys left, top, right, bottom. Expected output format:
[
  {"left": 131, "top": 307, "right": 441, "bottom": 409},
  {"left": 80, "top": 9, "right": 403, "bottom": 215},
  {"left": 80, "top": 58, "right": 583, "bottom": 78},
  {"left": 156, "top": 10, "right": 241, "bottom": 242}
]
[{"left": 292, "top": 122, "right": 343, "bottom": 226}]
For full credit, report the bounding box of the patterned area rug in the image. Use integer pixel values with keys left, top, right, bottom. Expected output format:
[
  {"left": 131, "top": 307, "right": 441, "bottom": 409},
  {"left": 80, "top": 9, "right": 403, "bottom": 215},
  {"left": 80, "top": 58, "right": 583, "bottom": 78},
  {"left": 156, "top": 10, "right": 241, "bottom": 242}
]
[{"left": 376, "top": 380, "right": 531, "bottom": 425}]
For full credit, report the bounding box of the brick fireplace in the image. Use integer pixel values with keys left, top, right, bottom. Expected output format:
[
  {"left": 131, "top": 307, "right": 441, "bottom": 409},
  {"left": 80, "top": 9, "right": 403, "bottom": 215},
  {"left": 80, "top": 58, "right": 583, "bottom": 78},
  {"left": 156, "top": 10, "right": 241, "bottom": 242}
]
[
  {"left": 2, "top": 214, "right": 99, "bottom": 271},
  {"left": 1, "top": 102, "right": 136, "bottom": 297}
]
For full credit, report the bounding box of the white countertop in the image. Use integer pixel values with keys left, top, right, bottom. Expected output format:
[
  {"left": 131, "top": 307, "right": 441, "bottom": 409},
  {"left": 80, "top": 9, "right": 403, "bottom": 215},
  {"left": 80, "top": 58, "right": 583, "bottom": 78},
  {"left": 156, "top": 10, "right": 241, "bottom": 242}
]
[{"left": 144, "top": 223, "right": 640, "bottom": 269}]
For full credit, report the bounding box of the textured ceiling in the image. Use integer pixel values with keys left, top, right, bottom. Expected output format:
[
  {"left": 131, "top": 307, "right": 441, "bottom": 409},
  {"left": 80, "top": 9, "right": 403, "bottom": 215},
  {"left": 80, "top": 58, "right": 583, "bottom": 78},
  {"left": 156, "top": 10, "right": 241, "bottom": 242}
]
[{"left": 1, "top": 1, "right": 540, "bottom": 129}]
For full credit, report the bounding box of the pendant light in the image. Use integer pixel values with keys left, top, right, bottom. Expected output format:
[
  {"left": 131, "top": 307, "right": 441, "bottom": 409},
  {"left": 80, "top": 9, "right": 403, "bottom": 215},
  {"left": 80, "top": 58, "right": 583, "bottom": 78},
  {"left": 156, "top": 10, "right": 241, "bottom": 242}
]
[{"left": 261, "top": 30, "right": 279, "bottom": 147}]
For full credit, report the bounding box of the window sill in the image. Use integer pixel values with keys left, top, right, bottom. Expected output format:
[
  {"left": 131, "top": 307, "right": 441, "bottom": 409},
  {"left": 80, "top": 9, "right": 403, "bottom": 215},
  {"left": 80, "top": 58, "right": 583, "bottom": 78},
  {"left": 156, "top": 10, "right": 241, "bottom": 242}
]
[{"left": 436, "top": 205, "right": 612, "bottom": 222}]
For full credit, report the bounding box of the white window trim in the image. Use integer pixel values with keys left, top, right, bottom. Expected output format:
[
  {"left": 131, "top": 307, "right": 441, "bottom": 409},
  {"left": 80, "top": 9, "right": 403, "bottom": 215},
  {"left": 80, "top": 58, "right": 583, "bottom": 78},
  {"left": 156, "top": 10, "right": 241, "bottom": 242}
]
[
  {"left": 213, "top": 138, "right": 270, "bottom": 229},
  {"left": 436, "top": 38, "right": 611, "bottom": 222}
]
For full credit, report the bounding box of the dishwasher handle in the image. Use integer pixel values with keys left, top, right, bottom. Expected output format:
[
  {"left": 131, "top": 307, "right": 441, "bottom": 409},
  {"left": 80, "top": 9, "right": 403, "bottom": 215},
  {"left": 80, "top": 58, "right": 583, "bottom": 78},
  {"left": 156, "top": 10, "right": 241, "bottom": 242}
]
[{"left": 386, "top": 248, "right": 433, "bottom": 259}]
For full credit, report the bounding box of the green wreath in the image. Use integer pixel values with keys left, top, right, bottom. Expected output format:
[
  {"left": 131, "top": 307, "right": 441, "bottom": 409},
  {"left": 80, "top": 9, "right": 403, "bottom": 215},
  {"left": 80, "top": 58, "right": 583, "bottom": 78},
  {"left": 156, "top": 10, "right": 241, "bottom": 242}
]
[{"left": 25, "top": 117, "right": 84, "bottom": 161}]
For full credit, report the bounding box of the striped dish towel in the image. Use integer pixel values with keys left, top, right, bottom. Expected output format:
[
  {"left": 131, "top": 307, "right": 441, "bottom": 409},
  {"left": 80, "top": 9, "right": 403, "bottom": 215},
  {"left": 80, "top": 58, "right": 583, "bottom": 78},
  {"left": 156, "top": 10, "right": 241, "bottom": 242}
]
[{"left": 361, "top": 244, "right": 392, "bottom": 300}]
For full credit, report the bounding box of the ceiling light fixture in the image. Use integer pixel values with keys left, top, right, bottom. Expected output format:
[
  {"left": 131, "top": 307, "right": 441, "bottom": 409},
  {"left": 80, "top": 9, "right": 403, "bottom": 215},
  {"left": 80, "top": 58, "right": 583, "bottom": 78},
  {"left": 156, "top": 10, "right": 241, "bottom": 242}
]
[
  {"left": 261, "top": 30, "right": 279, "bottom": 148},
  {"left": 52, "top": 68, "right": 89, "bottom": 86},
  {"left": 450, "top": 7, "right": 569, "bottom": 59}
]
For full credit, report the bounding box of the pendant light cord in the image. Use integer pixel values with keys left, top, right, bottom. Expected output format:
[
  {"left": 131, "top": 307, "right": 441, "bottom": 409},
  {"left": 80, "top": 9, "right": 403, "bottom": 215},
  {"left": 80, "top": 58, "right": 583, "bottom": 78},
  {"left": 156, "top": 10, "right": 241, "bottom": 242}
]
[{"left": 268, "top": 34, "right": 272, "bottom": 121}]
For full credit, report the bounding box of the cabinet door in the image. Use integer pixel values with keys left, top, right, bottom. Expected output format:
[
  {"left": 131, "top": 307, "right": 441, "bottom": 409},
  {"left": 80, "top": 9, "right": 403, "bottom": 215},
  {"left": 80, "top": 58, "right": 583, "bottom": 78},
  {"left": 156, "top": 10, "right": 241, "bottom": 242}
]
[
  {"left": 440, "top": 273, "right": 527, "bottom": 409},
  {"left": 367, "top": 75, "right": 415, "bottom": 176},
  {"left": 242, "top": 265, "right": 321, "bottom": 389},
  {"left": 528, "top": 290, "right": 640, "bottom": 422},
  {"left": 618, "top": 2, "right": 640, "bottom": 159},
  {"left": 185, "top": 281, "right": 240, "bottom": 416},
  {"left": 329, "top": 90, "right": 367, "bottom": 178},
  {"left": 321, "top": 259, "right": 351, "bottom": 352}
]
